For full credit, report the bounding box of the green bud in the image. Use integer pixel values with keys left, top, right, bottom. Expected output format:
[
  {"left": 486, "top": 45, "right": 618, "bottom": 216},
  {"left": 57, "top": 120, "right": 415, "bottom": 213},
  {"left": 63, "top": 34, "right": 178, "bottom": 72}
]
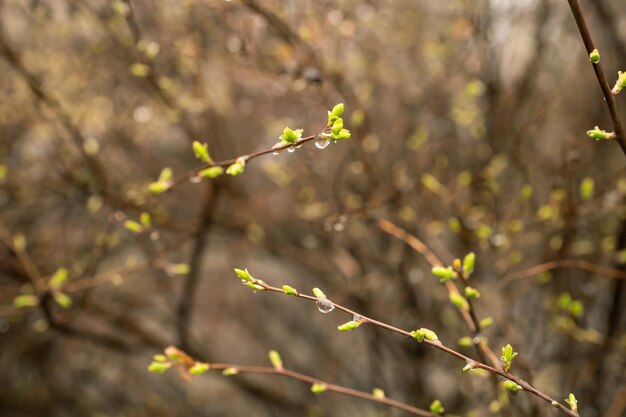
[
  {"left": 158, "top": 167, "right": 173, "bottom": 182},
  {"left": 280, "top": 127, "right": 299, "bottom": 143},
  {"left": 372, "top": 388, "right": 385, "bottom": 399},
  {"left": 168, "top": 263, "right": 190, "bottom": 275},
  {"left": 431, "top": 266, "right": 455, "bottom": 282},
  {"left": 189, "top": 362, "right": 210, "bottom": 375},
  {"left": 613, "top": 71, "right": 626, "bottom": 95},
  {"left": 464, "top": 286, "right": 480, "bottom": 298},
  {"left": 153, "top": 354, "right": 168, "bottom": 363},
  {"left": 337, "top": 320, "right": 361, "bottom": 331},
  {"left": 430, "top": 399, "right": 445, "bottom": 415},
  {"left": 589, "top": 49, "right": 600, "bottom": 64},
  {"left": 410, "top": 329, "right": 425, "bottom": 342},
  {"left": 192, "top": 141, "right": 211, "bottom": 163},
  {"left": 199, "top": 166, "right": 224, "bottom": 178},
  {"left": 458, "top": 336, "right": 473, "bottom": 347},
  {"left": 503, "top": 381, "right": 523, "bottom": 392},
  {"left": 333, "top": 128, "right": 351, "bottom": 140},
  {"left": 234, "top": 268, "right": 253, "bottom": 282},
  {"left": 331, "top": 103, "right": 344, "bottom": 118},
  {"left": 124, "top": 220, "right": 144, "bottom": 233},
  {"left": 140, "top": 212, "right": 152, "bottom": 228},
  {"left": 463, "top": 362, "right": 475, "bottom": 371},
  {"left": 580, "top": 177, "right": 594, "bottom": 200},
  {"left": 332, "top": 118, "right": 344, "bottom": 135},
  {"left": 148, "top": 181, "right": 170, "bottom": 194},
  {"left": 312, "top": 287, "right": 326, "bottom": 299},
  {"left": 565, "top": 393, "right": 578, "bottom": 412},
  {"left": 282, "top": 285, "right": 298, "bottom": 296},
  {"left": 245, "top": 282, "right": 264, "bottom": 291},
  {"left": 49, "top": 267, "right": 69, "bottom": 289},
  {"left": 412, "top": 328, "right": 438, "bottom": 342},
  {"left": 54, "top": 292, "right": 72, "bottom": 309},
  {"left": 226, "top": 162, "right": 244, "bottom": 176},
  {"left": 13, "top": 294, "right": 39, "bottom": 308},
  {"left": 222, "top": 367, "right": 238, "bottom": 376},
  {"left": 587, "top": 126, "right": 616, "bottom": 140},
  {"left": 130, "top": 63, "right": 150, "bottom": 77},
  {"left": 164, "top": 346, "right": 183, "bottom": 361},
  {"left": 501, "top": 344, "right": 518, "bottom": 372},
  {"left": 311, "top": 382, "right": 328, "bottom": 394},
  {"left": 463, "top": 252, "right": 476, "bottom": 277},
  {"left": 148, "top": 361, "right": 171, "bottom": 373},
  {"left": 449, "top": 292, "right": 469, "bottom": 310},
  {"left": 268, "top": 350, "right": 283, "bottom": 370},
  {"left": 479, "top": 317, "right": 494, "bottom": 328}
]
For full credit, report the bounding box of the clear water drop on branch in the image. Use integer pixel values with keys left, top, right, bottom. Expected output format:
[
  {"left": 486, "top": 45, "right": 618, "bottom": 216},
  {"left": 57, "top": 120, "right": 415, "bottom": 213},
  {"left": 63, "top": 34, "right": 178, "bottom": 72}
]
[
  {"left": 315, "top": 134, "right": 331, "bottom": 149},
  {"left": 287, "top": 146, "right": 296, "bottom": 153},
  {"left": 316, "top": 298, "right": 335, "bottom": 313},
  {"left": 190, "top": 176, "right": 202, "bottom": 184},
  {"left": 272, "top": 151, "right": 279, "bottom": 155}
]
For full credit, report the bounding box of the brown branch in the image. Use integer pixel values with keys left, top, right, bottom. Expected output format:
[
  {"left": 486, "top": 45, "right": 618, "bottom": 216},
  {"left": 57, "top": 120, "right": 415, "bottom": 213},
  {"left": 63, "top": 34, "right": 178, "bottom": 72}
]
[
  {"left": 246, "top": 275, "right": 580, "bottom": 417},
  {"left": 500, "top": 259, "right": 626, "bottom": 287},
  {"left": 565, "top": 0, "right": 626, "bottom": 156}
]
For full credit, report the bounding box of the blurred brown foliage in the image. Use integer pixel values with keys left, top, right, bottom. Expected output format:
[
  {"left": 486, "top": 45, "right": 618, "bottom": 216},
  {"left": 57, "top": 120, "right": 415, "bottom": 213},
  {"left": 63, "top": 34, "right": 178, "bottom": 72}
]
[{"left": 1, "top": 0, "right": 626, "bottom": 416}]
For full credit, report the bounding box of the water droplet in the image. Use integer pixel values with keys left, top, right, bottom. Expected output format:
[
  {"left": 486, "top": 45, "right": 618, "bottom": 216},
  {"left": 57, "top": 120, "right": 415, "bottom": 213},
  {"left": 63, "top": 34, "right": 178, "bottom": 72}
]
[
  {"left": 287, "top": 146, "right": 296, "bottom": 153},
  {"left": 316, "top": 298, "right": 335, "bottom": 313},
  {"left": 472, "top": 336, "right": 481, "bottom": 344},
  {"left": 296, "top": 144, "right": 303, "bottom": 149},
  {"left": 352, "top": 314, "right": 362, "bottom": 322},
  {"left": 315, "top": 134, "right": 331, "bottom": 149},
  {"left": 190, "top": 176, "right": 202, "bottom": 184},
  {"left": 272, "top": 151, "right": 279, "bottom": 155}
]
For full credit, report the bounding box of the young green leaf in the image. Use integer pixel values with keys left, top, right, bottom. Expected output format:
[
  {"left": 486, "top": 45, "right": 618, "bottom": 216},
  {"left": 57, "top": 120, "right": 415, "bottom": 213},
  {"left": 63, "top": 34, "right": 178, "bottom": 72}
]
[
  {"left": 148, "top": 361, "right": 171, "bottom": 373},
  {"left": 565, "top": 393, "right": 578, "bottom": 412},
  {"left": 587, "top": 126, "right": 616, "bottom": 140},
  {"left": 613, "top": 71, "right": 626, "bottom": 95},
  {"left": 503, "top": 381, "right": 523, "bottom": 392},
  {"left": 234, "top": 268, "right": 253, "bottom": 282},
  {"left": 282, "top": 285, "right": 298, "bottom": 296},
  {"left": 430, "top": 399, "right": 445, "bottom": 415},
  {"left": 464, "top": 286, "right": 480, "bottom": 298},
  {"left": 13, "top": 294, "right": 39, "bottom": 308},
  {"left": 49, "top": 267, "right": 69, "bottom": 289},
  {"left": 189, "top": 362, "right": 210, "bottom": 375},
  {"left": 463, "top": 252, "right": 476, "bottom": 277},
  {"left": 449, "top": 292, "right": 469, "bottom": 310},
  {"left": 199, "top": 166, "right": 224, "bottom": 178},
  {"left": 226, "top": 162, "right": 244, "bottom": 176},
  {"left": 431, "top": 266, "right": 455, "bottom": 282},
  {"left": 192, "top": 141, "right": 211, "bottom": 163},
  {"left": 124, "top": 220, "right": 144, "bottom": 233},
  {"left": 501, "top": 344, "right": 518, "bottom": 372},
  {"left": 312, "top": 287, "right": 326, "bottom": 299}
]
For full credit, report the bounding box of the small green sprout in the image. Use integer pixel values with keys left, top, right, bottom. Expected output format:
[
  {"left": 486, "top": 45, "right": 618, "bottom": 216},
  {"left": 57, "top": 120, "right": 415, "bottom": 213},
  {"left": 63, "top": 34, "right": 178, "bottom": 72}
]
[
  {"left": 587, "top": 126, "right": 616, "bottom": 140},
  {"left": 226, "top": 158, "right": 246, "bottom": 176},
  {"left": 501, "top": 344, "right": 518, "bottom": 372},
  {"left": 464, "top": 286, "right": 480, "bottom": 298},
  {"left": 327, "top": 103, "right": 344, "bottom": 125},
  {"left": 312, "top": 287, "right": 326, "bottom": 299},
  {"left": 372, "top": 388, "right": 385, "bottom": 399},
  {"left": 565, "top": 393, "right": 578, "bottom": 413},
  {"left": 449, "top": 292, "right": 469, "bottom": 310},
  {"left": 53, "top": 292, "right": 72, "bottom": 309},
  {"left": 311, "top": 382, "right": 327, "bottom": 394},
  {"left": 192, "top": 141, "right": 212, "bottom": 163},
  {"left": 148, "top": 361, "right": 171, "bottom": 373},
  {"left": 337, "top": 320, "right": 361, "bottom": 331},
  {"left": 589, "top": 49, "right": 600, "bottom": 64},
  {"left": 279, "top": 127, "right": 302, "bottom": 144},
  {"left": 124, "top": 220, "right": 144, "bottom": 233},
  {"left": 234, "top": 268, "right": 254, "bottom": 282},
  {"left": 430, "top": 399, "right": 445, "bottom": 415},
  {"left": 268, "top": 350, "right": 283, "bottom": 370},
  {"left": 222, "top": 367, "right": 238, "bottom": 376},
  {"left": 189, "top": 362, "right": 209, "bottom": 375},
  {"left": 431, "top": 266, "right": 455, "bottom": 282},
  {"left": 13, "top": 294, "right": 39, "bottom": 308},
  {"left": 49, "top": 267, "right": 69, "bottom": 290},
  {"left": 282, "top": 285, "right": 298, "bottom": 296},
  {"left": 199, "top": 166, "right": 224, "bottom": 178},
  {"left": 139, "top": 212, "right": 152, "bottom": 228},
  {"left": 148, "top": 167, "right": 173, "bottom": 194},
  {"left": 613, "top": 71, "right": 626, "bottom": 95},
  {"left": 503, "top": 380, "right": 523, "bottom": 393},
  {"left": 411, "top": 328, "right": 438, "bottom": 343},
  {"left": 153, "top": 354, "right": 167, "bottom": 363},
  {"left": 463, "top": 252, "right": 475, "bottom": 278}
]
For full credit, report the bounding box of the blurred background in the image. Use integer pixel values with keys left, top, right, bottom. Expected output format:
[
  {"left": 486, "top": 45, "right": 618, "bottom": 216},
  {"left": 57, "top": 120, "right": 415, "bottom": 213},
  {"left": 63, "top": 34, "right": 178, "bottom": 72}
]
[{"left": 1, "top": 0, "right": 626, "bottom": 416}]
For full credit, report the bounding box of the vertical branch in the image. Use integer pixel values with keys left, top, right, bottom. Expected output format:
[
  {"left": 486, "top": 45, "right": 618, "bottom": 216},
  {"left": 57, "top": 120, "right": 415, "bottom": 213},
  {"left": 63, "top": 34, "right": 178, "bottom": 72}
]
[{"left": 565, "top": 0, "right": 626, "bottom": 156}]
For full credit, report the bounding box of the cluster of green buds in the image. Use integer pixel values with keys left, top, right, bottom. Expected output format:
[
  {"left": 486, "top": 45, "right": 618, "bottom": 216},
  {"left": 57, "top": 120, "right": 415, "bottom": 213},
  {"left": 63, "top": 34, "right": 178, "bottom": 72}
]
[
  {"left": 557, "top": 293, "right": 584, "bottom": 318},
  {"left": 148, "top": 167, "right": 173, "bottom": 194},
  {"left": 613, "top": 71, "right": 626, "bottom": 95},
  {"left": 500, "top": 344, "right": 518, "bottom": 372},
  {"left": 148, "top": 346, "right": 209, "bottom": 379},
  {"left": 14, "top": 267, "right": 73, "bottom": 309},
  {"left": 124, "top": 212, "right": 152, "bottom": 234},
  {"left": 327, "top": 103, "right": 351, "bottom": 141},
  {"left": 431, "top": 252, "right": 476, "bottom": 282},
  {"left": 192, "top": 140, "right": 225, "bottom": 179},
  {"left": 586, "top": 126, "right": 616, "bottom": 140},
  {"left": 234, "top": 268, "right": 265, "bottom": 291}
]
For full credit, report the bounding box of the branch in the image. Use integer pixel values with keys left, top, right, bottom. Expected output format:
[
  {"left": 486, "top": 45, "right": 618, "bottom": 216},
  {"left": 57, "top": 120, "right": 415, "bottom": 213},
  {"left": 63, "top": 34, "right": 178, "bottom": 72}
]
[
  {"left": 237, "top": 272, "right": 580, "bottom": 417},
  {"left": 565, "top": 0, "right": 626, "bottom": 156},
  {"left": 500, "top": 259, "right": 626, "bottom": 287}
]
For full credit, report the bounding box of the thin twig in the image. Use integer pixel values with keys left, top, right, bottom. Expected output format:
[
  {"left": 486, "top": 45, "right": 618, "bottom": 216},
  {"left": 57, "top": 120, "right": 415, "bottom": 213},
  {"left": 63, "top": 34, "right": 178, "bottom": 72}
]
[
  {"left": 500, "top": 259, "right": 626, "bottom": 287},
  {"left": 246, "top": 276, "right": 579, "bottom": 417},
  {"left": 565, "top": 0, "right": 626, "bottom": 156}
]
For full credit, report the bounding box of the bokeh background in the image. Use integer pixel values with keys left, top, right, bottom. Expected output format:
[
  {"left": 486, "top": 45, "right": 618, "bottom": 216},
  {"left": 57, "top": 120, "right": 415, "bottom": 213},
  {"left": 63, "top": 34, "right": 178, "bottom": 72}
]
[{"left": 1, "top": 0, "right": 626, "bottom": 416}]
